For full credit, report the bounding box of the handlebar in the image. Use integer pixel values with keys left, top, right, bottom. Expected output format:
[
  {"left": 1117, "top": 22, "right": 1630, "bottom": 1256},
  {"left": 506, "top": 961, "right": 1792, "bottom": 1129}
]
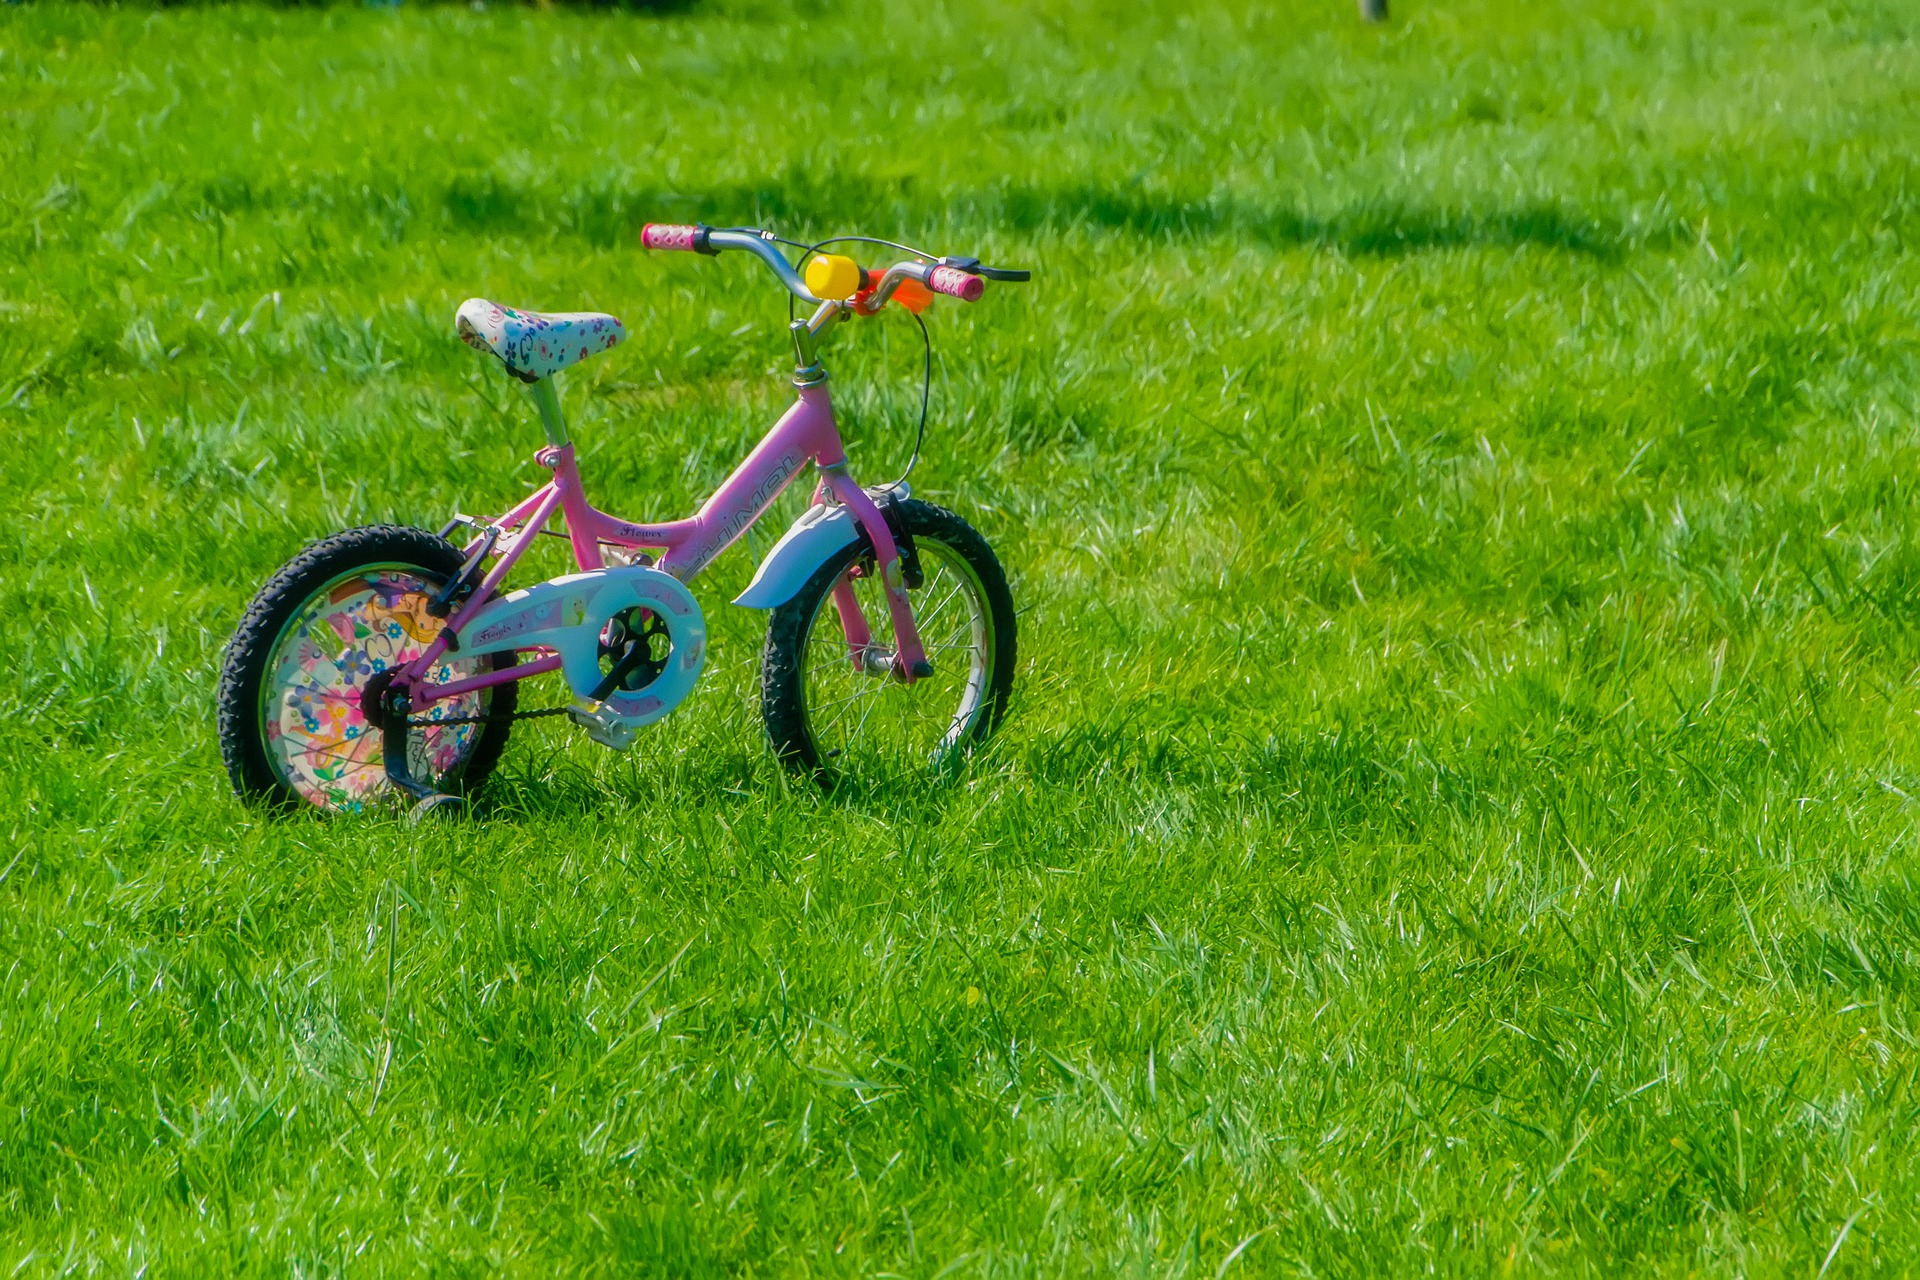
[
  {"left": 641, "top": 221, "right": 1027, "bottom": 311},
  {"left": 643, "top": 223, "right": 824, "bottom": 302},
  {"left": 639, "top": 223, "right": 712, "bottom": 254},
  {"left": 926, "top": 266, "right": 985, "bottom": 302}
]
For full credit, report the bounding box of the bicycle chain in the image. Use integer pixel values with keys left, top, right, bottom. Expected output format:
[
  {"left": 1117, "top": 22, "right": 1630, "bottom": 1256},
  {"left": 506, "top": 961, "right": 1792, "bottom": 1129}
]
[{"left": 405, "top": 705, "right": 574, "bottom": 729}]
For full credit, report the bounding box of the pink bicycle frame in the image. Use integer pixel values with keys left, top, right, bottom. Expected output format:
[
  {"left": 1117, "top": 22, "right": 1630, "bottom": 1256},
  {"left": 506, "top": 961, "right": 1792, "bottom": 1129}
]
[{"left": 397, "top": 381, "right": 928, "bottom": 703}]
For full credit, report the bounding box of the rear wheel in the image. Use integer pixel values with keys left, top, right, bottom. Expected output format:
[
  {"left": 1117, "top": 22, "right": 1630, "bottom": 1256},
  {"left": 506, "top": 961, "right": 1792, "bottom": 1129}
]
[
  {"left": 761, "top": 499, "right": 1016, "bottom": 787},
  {"left": 217, "top": 525, "right": 517, "bottom": 813}
]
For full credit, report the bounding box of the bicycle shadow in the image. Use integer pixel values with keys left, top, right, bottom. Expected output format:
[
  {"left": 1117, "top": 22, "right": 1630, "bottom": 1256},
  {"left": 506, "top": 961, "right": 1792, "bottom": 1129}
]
[{"left": 453, "top": 735, "right": 1012, "bottom": 828}]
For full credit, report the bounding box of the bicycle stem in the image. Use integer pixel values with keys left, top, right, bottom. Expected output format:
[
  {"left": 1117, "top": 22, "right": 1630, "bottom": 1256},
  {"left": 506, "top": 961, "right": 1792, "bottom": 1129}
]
[{"left": 789, "top": 299, "right": 845, "bottom": 386}]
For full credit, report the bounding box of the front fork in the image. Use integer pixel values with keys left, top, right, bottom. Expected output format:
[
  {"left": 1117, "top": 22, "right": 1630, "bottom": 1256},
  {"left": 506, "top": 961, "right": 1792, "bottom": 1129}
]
[
  {"left": 816, "top": 466, "right": 931, "bottom": 682},
  {"left": 790, "top": 303, "right": 932, "bottom": 683}
]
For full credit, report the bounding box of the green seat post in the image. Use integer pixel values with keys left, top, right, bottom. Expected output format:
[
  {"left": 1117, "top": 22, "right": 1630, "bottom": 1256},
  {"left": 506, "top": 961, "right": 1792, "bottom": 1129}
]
[{"left": 528, "top": 377, "right": 571, "bottom": 449}]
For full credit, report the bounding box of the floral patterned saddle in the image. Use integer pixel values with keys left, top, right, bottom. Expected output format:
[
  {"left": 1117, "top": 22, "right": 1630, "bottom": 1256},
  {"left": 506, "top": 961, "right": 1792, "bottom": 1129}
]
[{"left": 454, "top": 299, "right": 626, "bottom": 383}]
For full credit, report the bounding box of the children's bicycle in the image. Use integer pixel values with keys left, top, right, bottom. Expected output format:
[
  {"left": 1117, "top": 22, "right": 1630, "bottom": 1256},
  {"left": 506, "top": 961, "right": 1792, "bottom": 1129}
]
[{"left": 216, "top": 223, "right": 1028, "bottom": 815}]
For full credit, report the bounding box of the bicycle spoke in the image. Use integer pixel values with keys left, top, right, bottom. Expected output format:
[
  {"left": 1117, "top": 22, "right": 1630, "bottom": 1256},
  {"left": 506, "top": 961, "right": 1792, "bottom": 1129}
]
[
  {"left": 815, "top": 695, "right": 873, "bottom": 747},
  {"left": 289, "top": 739, "right": 380, "bottom": 771},
  {"left": 809, "top": 684, "right": 880, "bottom": 716},
  {"left": 845, "top": 678, "right": 887, "bottom": 744},
  {"left": 799, "top": 535, "right": 993, "bottom": 775},
  {"left": 286, "top": 684, "right": 364, "bottom": 706},
  {"left": 919, "top": 578, "right": 967, "bottom": 623}
]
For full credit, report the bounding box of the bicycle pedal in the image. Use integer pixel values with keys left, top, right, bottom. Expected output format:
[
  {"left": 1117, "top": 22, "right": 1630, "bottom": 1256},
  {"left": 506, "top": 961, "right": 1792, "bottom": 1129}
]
[{"left": 568, "top": 699, "right": 637, "bottom": 751}]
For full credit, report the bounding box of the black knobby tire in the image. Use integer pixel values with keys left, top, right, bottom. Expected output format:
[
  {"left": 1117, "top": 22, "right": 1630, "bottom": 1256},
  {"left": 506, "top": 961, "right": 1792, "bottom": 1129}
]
[
  {"left": 217, "top": 524, "right": 517, "bottom": 812},
  {"left": 762, "top": 499, "right": 1016, "bottom": 786}
]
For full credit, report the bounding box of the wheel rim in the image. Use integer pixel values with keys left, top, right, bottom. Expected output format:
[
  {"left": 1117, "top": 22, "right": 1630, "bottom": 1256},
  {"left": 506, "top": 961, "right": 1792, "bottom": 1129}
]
[
  {"left": 258, "top": 565, "right": 495, "bottom": 812},
  {"left": 798, "top": 536, "right": 994, "bottom": 779}
]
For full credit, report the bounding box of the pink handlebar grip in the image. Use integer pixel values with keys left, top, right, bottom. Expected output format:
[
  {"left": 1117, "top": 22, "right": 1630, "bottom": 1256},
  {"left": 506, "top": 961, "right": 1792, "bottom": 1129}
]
[
  {"left": 927, "top": 266, "right": 985, "bottom": 302},
  {"left": 642, "top": 223, "right": 703, "bottom": 251}
]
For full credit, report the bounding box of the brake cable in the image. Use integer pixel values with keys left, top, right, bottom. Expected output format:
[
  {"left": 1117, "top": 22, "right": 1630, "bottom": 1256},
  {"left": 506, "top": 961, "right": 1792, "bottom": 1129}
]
[{"left": 782, "top": 233, "right": 938, "bottom": 492}]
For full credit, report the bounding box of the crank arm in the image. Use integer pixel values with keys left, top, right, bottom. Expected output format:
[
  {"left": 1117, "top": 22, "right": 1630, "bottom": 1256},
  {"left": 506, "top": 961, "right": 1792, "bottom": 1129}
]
[{"left": 588, "top": 630, "right": 657, "bottom": 702}]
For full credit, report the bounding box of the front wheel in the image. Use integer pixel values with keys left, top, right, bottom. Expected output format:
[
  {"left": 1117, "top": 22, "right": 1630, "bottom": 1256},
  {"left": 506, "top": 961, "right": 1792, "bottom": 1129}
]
[
  {"left": 761, "top": 498, "right": 1016, "bottom": 787},
  {"left": 216, "top": 525, "right": 517, "bottom": 813}
]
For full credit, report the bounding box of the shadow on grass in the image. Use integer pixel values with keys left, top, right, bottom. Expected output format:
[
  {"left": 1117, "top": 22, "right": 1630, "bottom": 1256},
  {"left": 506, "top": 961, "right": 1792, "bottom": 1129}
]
[
  {"left": 181, "top": 163, "right": 1651, "bottom": 262},
  {"left": 99, "top": 0, "right": 698, "bottom": 9},
  {"left": 475, "top": 757, "right": 989, "bottom": 826},
  {"left": 433, "top": 173, "right": 1641, "bottom": 259},
  {"left": 994, "top": 186, "right": 1634, "bottom": 258}
]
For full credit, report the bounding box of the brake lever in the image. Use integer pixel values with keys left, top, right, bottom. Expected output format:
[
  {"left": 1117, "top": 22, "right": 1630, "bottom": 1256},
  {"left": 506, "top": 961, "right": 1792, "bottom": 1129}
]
[{"left": 936, "top": 255, "right": 1031, "bottom": 283}]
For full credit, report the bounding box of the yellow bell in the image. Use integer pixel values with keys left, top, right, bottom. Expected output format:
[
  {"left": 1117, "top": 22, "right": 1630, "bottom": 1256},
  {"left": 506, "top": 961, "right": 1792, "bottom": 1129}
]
[{"left": 805, "top": 254, "right": 863, "bottom": 301}]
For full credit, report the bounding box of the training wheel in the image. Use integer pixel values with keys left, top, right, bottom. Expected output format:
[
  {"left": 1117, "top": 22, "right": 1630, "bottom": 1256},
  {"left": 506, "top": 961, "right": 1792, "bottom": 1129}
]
[{"left": 408, "top": 793, "right": 470, "bottom": 825}]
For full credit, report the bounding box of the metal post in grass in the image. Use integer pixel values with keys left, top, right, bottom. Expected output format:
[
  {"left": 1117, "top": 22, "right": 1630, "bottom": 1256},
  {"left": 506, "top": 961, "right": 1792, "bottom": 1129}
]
[{"left": 1359, "top": 0, "right": 1388, "bottom": 20}]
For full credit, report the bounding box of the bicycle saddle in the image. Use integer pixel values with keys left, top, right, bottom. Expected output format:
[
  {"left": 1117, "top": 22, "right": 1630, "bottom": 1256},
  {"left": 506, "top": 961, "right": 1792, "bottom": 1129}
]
[{"left": 455, "top": 299, "right": 625, "bottom": 382}]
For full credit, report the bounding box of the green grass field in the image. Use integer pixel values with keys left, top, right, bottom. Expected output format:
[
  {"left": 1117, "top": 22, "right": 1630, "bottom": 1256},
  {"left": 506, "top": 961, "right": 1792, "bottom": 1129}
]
[{"left": 5, "top": 0, "right": 1920, "bottom": 1272}]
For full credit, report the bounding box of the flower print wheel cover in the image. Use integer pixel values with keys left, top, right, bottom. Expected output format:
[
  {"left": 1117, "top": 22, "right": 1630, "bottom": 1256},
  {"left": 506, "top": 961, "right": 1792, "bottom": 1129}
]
[
  {"left": 216, "top": 525, "right": 518, "bottom": 814},
  {"left": 260, "top": 566, "right": 495, "bottom": 810}
]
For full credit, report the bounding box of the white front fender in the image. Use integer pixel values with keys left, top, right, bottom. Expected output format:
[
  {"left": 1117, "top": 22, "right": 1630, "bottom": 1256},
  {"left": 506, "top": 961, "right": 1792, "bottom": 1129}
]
[{"left": 733, "top": 496, "right": 881, "bottom": 609}]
